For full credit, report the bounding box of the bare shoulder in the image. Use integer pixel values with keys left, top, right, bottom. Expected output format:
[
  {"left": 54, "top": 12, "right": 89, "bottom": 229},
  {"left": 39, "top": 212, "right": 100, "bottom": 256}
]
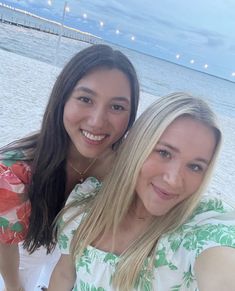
[{"left": 195, "top": 246, "right": 235, "bottom": 291}]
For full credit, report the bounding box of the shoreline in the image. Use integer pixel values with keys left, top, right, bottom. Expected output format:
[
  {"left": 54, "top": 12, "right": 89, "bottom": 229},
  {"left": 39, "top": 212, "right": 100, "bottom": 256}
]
[{"left": 0, "top": 13, "right": 234, "bottom": 84}]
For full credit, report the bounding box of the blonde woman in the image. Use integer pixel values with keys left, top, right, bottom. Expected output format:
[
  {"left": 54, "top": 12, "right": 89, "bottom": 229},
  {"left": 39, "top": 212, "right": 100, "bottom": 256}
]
[{"left": 49, "top": 92, "right": 235, "bottom": 291}]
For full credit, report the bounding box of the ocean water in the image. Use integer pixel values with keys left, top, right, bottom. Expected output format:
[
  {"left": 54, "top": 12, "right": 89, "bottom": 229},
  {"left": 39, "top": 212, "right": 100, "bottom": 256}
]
[
  {"left": 1, "top": 22, "right": 235, "bottom": 116},
  {"left": 0, "top": 22, "right": 235, "bottom": 206}
]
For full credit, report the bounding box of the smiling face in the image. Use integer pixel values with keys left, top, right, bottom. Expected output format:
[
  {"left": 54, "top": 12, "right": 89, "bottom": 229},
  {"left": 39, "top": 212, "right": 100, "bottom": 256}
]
[
  {"left": 134, "top": 116, "right": 217, "bottom": 219},
  {"left": 63, "top": 68, "right": 131, "bottom": 159}
]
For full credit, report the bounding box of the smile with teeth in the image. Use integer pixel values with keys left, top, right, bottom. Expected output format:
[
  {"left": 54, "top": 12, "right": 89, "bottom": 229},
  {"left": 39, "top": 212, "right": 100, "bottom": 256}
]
[{"left": 81, "top": 130, "right": 107, "bottom": 141}]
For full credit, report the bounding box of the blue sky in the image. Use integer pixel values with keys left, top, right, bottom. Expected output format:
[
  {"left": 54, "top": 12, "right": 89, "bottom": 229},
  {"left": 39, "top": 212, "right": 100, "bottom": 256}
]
[{"left": 2, "top": 0, "right": 235, "bottom": 81}]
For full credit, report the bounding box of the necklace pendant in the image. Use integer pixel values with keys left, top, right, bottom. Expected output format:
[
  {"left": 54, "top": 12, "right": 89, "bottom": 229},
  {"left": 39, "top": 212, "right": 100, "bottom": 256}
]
[
  {"left": 79, "top": 176, "right": 84, "bottom": 183},
  {"left": 68, "top": 158, "right": 98, "bottom": 184}
]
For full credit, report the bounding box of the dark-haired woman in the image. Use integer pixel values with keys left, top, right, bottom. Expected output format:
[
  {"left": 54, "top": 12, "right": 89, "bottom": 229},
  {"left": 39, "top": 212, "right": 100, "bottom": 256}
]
[{"left": 0, "top": 44, "right": 139, "bottom": 291}]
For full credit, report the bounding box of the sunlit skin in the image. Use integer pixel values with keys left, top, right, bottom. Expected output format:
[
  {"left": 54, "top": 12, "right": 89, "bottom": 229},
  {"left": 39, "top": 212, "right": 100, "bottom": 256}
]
[
  {"left": 134, "top": 117, "right": 217, "bottom": 220},
  {"left": 63, "top": 68, "right": 131, "bottom": 161}
]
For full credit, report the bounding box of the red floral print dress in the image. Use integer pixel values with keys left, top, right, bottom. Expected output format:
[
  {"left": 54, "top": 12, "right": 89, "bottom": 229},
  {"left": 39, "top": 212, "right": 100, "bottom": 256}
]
[{"left": 0, "top": 151, "right": 31, "bottom": 244}]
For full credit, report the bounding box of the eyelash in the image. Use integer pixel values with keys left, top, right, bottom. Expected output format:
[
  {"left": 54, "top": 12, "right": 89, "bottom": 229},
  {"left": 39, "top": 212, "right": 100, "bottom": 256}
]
[
  {"left": 157, "top": 149, "right": 171, "bottom": 159},
  {"left": 111, "top": 104, "right": 125, "bottom": 111},
  {"left": 77, "top": 96, "right": 92, "bottom": 103},
  {"left": 156, "top": 149, "right": 205, "bottom": 173},
  {"left": 188, "top": 164, "right": 204, "bottom": 172},
  {"left": 77, "top": 97, "right": 126, "bottom": 112}
]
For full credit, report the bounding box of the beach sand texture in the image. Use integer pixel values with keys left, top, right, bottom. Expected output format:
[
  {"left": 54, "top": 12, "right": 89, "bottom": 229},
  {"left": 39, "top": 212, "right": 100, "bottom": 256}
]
[
  {"left": 0, "top": 35, "right": 235, "bottom": 291},
  {"left": 1, "top": 48, "right": 235, "bottom": 205}
]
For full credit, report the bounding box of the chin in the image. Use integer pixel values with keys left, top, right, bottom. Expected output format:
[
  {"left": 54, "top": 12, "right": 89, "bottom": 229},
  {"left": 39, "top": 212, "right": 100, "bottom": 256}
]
[
  {"left": 151, "top": 208, "right": 171, "bottom": 217},
  {"left": 83, "top": 152, "right": 99, "bottom": 159}
]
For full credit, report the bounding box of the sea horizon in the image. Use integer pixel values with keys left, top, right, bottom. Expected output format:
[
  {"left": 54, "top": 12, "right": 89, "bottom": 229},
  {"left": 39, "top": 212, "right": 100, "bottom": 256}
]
[
  {"left": 0, "top": 15, "right": 235, "bottom": 291},
  {"left": 0, "top": 27, "right": 235, "bottom": 206},
  {"left": 0, "top": 3, "right": 235, "bottom": 290},
  {"left": 0, "top": 2, "right": 234, "bottom": 84}
]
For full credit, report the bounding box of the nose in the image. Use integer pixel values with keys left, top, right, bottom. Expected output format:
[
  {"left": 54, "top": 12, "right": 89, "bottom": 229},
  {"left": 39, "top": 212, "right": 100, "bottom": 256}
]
[
  {"left": 162, "top": 162, "right": 183, "bottom": 189},
  {"left": 87, "top": 106, "right": 107, "bottom": 129}
]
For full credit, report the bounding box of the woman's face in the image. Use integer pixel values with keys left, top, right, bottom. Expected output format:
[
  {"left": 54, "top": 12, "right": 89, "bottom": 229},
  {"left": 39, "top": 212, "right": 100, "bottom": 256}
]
[
  {"left": 63, "top": 68, "right": 131, "bottom": 158},
  {"left": 135, "top": 116, "right": 217, "bottom": 218}
]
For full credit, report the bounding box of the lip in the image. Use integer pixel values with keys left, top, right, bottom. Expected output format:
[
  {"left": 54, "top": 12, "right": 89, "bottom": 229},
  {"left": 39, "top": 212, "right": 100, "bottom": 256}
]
[
  {"left": 151, "top": 184, "right": 178, "bottom": 201},
  {"left": 81, "top": 129, "right": 109, "bottom": 145}
]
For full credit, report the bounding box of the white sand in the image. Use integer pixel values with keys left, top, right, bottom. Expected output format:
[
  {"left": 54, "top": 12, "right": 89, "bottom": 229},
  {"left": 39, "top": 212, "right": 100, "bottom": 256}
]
[
  {"left": 0, "top": 47, "right": 234, "bottom": 291},
  {"left": 1, "top": 49, "right": 235, "bottom": 206}
]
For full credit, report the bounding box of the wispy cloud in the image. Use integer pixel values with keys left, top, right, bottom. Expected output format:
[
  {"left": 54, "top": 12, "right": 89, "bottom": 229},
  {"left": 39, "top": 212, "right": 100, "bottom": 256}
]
[{"left": 2, "top": 0, "right": 234, "bottom": 76}]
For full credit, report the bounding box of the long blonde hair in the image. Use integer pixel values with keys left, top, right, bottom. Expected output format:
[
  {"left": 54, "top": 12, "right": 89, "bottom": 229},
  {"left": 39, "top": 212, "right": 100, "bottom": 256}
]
[{"left": 62, "top": 92, "right": 222, "bottom": 290}]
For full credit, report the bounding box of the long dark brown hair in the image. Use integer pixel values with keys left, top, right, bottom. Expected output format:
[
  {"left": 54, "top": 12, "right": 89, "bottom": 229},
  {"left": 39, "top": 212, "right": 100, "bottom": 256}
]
[{"left": 0, "top": 44, "right": 139, "bottom": 253}]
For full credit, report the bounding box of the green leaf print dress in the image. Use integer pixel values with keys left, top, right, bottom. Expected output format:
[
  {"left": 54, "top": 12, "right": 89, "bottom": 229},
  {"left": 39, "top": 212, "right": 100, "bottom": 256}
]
[{"left": 59, "top": 177, "right": 235, "bottom": 291}]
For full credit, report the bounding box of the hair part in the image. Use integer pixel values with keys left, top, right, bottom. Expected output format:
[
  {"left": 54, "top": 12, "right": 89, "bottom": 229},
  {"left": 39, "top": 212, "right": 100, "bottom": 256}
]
[{"left": 65, "top": 92, "right": 222, "bottom": 290}]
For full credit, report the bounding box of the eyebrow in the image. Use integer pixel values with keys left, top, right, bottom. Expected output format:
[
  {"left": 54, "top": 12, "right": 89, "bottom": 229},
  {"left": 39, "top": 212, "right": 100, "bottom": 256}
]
[
  {"left": 74, "top": 86, "right": 130, "bottom": 103},
  {"left": 158, "top": 142, "right": 210, "bottom": 165},
  {"left": 74, "top": 86, "right": 96, "bottom": 95}
]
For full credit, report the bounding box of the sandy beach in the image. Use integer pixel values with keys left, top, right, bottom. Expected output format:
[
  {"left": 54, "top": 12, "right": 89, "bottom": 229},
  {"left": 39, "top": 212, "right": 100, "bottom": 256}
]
[
  {"left": 1, "top": 48, "right": 235, "bottom": 206},
  {"left": 1, "top": 2, "right": 235, "bottom": 289},
  {"left": 0, "top": 40, "right": 235, "bottom": 291},
  {"left": 0, "top": 50, "right": 235, "bottom": 290}
]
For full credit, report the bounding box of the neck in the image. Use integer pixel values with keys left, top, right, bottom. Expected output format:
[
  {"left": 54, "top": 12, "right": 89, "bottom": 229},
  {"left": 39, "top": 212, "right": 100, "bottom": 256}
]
[
  {"left": 67, "top": 143, "right": 88, "bottom": 164},
  {"left": 66, "top": 143, "right": 116, "bottom": 184},
  {"left": 67, "top": 143, "right": 114, "bottom": 163},
  {"left": 128, "top": 198, "right": 154, "bottom": 225}
]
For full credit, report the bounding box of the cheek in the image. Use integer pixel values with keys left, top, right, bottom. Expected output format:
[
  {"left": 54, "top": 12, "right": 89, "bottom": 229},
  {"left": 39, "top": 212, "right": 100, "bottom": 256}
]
[
  {"left": 63, "top": 109, "right": 74, "bottom": 129},
  {"left": 184, "top": 173, "right": 204, "bottom": 197},
  {"left": 139, "top": 156, "right": 160, "bottom": 178},
  {"left": 63, "top": 102, "right": 81, "bottom": 126},
  {"left": 112, "top": 114, "right": 130, "bottom": 135},
  {"left": 135, "top": 161, "right": 154, "bottom": 191},
  {"left": 135, "top": 175, "right": 145, "bottom": 201}
]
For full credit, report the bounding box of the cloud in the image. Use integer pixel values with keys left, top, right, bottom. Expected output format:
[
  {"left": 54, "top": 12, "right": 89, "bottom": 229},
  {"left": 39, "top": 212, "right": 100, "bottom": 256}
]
[
  {"left": 7, "top": 0, "right": 28, "bottom": 5},
  {"left": 206, "top": 37, "right": 224, "bottom": 47},
  {"left": 185, "top": 27, "right": 225, "bottom": 48},
  {"left": 3, "top": 0, "right": 234, "bottom": 77},
  {"left": 229, "top": 45, "right": 235, "bottom": 53}
]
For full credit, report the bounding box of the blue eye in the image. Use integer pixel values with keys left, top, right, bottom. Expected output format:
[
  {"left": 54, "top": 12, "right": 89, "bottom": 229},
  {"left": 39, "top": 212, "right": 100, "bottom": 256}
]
[
  {"left": 188, "top": 164, "right": 203, "bottom": 172},
  {"left": 111, "top": 104, "right": 125, "bottom": 111},
  {"left": 157, "top": 149, "right": 171, "bottom": 159}
]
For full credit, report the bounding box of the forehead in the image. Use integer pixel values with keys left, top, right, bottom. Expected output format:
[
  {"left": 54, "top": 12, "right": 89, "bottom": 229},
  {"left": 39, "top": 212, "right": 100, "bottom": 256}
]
[
  {"left": 78, "top": 68, "right": 129, "bottom": 85},
  {"left": 158, "top": 116, "right": 217, "bottom": 161},
  {"left": 73, "top": 68, "right": 131, "bottom": 97}
]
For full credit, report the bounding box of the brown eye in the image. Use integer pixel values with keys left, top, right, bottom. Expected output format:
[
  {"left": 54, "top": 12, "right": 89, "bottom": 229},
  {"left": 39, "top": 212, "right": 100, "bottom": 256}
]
[
  {"left": 111, "top": 104, "right": 125, "bottom": 111},
  {"left": 78, "top": 96, "right": 92, "bottom": 104}
]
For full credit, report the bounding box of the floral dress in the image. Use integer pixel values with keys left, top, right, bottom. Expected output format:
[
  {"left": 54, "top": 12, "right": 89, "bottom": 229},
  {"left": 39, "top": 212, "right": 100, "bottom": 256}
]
[
  {"left": 0, "top": 151, "right": 31, "bottom": 244},
  {"left": 59, "top": 178, "right": 235, "bottom": 291}
]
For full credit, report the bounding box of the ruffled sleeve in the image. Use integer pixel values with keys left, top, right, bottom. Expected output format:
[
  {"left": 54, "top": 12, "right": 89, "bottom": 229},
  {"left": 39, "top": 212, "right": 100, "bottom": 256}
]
[
  {"left": 154, "top": 196, "right": 235, "bottom": 290},
  {"left": 0, "top": 157, "right": 31, "bottom": 244},
  {"left": 58, "top": 177, "right": 101, "bottom": 254}
]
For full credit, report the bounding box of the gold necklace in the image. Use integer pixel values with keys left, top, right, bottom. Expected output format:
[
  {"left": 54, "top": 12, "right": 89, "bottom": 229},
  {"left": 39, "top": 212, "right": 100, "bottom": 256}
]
[{"left": 68, "top": 158, "right": 97, "bottom": 183}]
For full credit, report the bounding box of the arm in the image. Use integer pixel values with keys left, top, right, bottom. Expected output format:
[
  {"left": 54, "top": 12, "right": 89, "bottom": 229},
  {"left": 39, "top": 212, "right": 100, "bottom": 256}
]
[
  {"left": 194, "top": 246, "right": 235, "bottom": 291},
  {"left": 48, "top": 254, "right": 76, "bottom": 291},
  {"left": 0, "top": 158, "right": 31, "bottom": 291},
  {"left": 0, "top": 242, "right": 23, "bottom": 291}
]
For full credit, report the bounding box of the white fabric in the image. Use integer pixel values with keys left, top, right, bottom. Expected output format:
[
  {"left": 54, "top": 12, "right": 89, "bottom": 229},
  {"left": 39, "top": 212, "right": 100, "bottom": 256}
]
[
  {"left": 18, "top": 243, "right": 60, "bottom": 291},
  {"left": 59, "top": 178, "right": 235, "bottom": 291},
  {"left": 0, "top": 245, "right": 60, "bottom": 291}
]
